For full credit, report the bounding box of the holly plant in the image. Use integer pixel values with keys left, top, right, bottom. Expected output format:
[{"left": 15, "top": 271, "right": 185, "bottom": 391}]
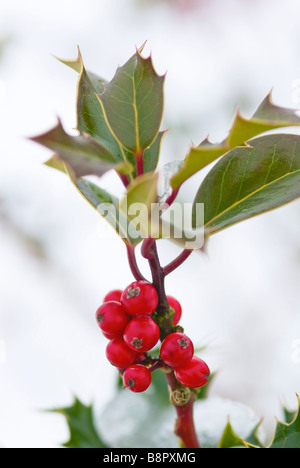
[{"left": 31, "top": 44, "right": 300, "bottom": 449}]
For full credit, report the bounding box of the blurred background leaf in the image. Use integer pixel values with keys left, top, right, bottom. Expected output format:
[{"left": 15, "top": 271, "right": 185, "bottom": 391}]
[
  {"left": 95, "top": 382, "right": 264, "bottom": 448},
  {"left": 51, "top": 397, "right": 109, "bottom": 448}
]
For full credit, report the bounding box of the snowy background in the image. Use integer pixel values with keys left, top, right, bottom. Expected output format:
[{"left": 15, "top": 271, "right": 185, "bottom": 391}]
[{"left": 0, "top": 0, "right": 300, "bottom": 448}]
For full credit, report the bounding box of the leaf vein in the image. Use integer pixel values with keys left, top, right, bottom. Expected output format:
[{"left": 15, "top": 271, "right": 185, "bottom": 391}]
[
  {"left": 263, "top": 143, "right": 277, "bottom": 185},
  {"left": 206, "top": 167, "right": 300, "bottom": 228}
]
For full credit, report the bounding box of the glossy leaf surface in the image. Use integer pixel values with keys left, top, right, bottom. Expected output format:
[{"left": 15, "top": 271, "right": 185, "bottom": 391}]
[
  {"left": 192, "top": 134, "right": 300, "bottom": 236},
  {"left": 98, "top": 49, "right": 165, "bottom": 154},
  {"left": 51, "top": 397, "right": 108, "bottom": 448},
  {"left": 31, "top": 120, "right": 131, "bottom": 180},
  {"left": 119, "top": 172, "right": 158, "bottom": 239}
]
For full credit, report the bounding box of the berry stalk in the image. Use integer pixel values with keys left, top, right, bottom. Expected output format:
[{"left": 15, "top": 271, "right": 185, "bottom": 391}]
[
  {"left": 146, "top": 241, "right": 201, "bottom": 449},
  {"left": 135, "top": 151, "right": 144, "bottom": 177},
  {"left": 99, "top": 205, "right": 208, "bottom": 448},
  {"left": 146, "top": 241, "right": 169, "bottom": 316},
  {"left": 126, "top": 245, "right": 148, "bottom": 282},
  {"left": 163, "top": 249, "right": 193, "bottom": 276},
  {"left": 173, "top": 392, "right": 200, "bottom": 449}
]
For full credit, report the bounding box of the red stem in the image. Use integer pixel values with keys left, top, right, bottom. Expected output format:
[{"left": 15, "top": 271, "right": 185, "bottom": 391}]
[
  {"left": 163, "top": 249, "right": 193, "bottom": 276},
  {"left": 147, "top": 241, "right": 169, "bottom": 317},
  {"left": 148, "top": 359, "right": 171, "bottom": 373},
  {"left": 118, "top": 172, "right": 130, "bottom": 188},
  {"left": 141, "top": 189, "right": 180, "bottom": 261},
  {"left": 141, "top": 237, "right": 156, "bottom": 260},
  {"left": 174, "top": 398, "right": 200, "bottom": 448},
  {"left": 164, "top": 188, "right": 179, "bottom": 207},
  {"left": 135, "top": 152, "right": 144, "bottom": 177},
  {"left": 126, "top": 245, "right": 148, "bottom": 282},
  {"left": 166, "top": 373, "right": 200, "bottom": 448},
  {"left": 125, "top": 179, "right": 200, "bottom": 448}
]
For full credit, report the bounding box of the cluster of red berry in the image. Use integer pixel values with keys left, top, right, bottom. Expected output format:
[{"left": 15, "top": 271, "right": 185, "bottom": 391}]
[{"left": 96, "top": 280, "right": 210, "bottom": 393}]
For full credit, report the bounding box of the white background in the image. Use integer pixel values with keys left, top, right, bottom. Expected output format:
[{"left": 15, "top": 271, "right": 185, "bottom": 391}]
[{"left": 0, "top": 0, "right": 300, "bottom": 448}]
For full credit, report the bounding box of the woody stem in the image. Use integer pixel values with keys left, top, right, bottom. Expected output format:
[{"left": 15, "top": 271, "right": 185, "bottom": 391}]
[{"left": 146, "top": 242, "right": 200, "bottom": 448}]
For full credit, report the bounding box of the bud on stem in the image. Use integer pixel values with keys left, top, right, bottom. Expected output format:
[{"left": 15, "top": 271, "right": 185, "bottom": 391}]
[{"left": 166, "top": 371, "right": 200, "bottom": 448}]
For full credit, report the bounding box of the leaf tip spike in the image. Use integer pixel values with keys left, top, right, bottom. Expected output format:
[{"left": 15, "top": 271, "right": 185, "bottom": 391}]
[{"left": 136, "top": 41, "right": 147, "bottom": 55}]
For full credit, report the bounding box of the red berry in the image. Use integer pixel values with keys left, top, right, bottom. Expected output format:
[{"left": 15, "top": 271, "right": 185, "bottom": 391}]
[
  {"left": 134, "top": 352, "right": 147, "bottom": 363},
  {"left": 174, "top": 356, "right": 210, "bottom": 389},
  {"left": 102, "top": 330, "right": 117, "bottom": 340},
  {"left": 167, "top": 296, "right": 182, "bottom": 326},
  {"left": 123, "top": 316, "right": 160, "bottom": 352},
  {"left": 121, "top": 281, "right": 158, "bottom": 316},
  {"left": 160, "top": 333, "right": 194, "bottom": 368},
  {"left": 96, "top": 301, "right": 130, "bottom": 338},
  {"left": 103, "top": 289, "right": 123, "bottom": 303},
  {"left": 106, "top": 337, "right": 138, "bottom": 369},
  {"left": 123, "top": 364, "right": 152, "bottom": 393}
]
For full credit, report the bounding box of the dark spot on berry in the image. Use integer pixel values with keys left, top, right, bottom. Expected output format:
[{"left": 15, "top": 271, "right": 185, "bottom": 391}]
[
  {"left": 127, "top": 287, "right": 141, "bottom": 299},
  {"left": 132, "top": 337, "right": 143, "bottom": 349},
  {"left": 178, "top": 338, "right": 188, "bottom": 349},
  {"left": 128, "top": 378, "right": 135, "bottom": 388},
  {"left": 96, "top": 313, "right": 104, "bottom": 323}
]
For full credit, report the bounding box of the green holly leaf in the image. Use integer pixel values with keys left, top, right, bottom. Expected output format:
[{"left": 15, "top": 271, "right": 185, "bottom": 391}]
[
  {"left": 97, "top": 393, "right": 263, "bottom": 449},
  {"left": 282, "top": 404, "right": 297, "bottom": 424},
  {"left": 218, "top": 420, "right": 249, "bottom": 448},
  {"left": 228, "top": 92, "right": 300, "bottom": 147},
  {"left": 126, "top": 131, "right": 166, "bottom": 177},
  {"left": 171, "top": 139, "right": 227, "bottom": 190},
  {"left": 31, "top": 119, "right": 132, "bottom": 180},
  {"left": 268, "top": 395, "right": 300, "bottom": 448},
  {"left": 219, "top": 395, "right": 300, "bottom": 449},
  {"left": 56, "top": 48, "right": 133, "bottom": 177},
  {"left": 143, "top": 131, "right": 166, "bottom": 173},
  {"left": 192, "top": 134, "right": 300, "bottom": 238},
  {"left": 51, "top": 397, "right": 109, "bottom": 448},
  {"left": 119, "top": 172, "right": 158, "bottom": 239},
  {"left": 149, "top": 368, "right": 170, "bottom": 407},
  {"left": 171, "top": 93, "right": 300, "bottom": 189},
  {"left": 218, "top": 419, "right": 262, "bottom": 448},
  {"left": 97, "top": 46, "right": 165, "bottom": 155},
  {"left": 44, "top": 154, "right": 67, "bottom": 173},
  {"left": 57, "top": 47, "right": 165, "bottom": 181}
]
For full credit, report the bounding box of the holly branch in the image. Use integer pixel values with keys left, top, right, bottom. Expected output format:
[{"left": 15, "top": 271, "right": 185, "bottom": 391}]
[{"left": 31, "top": 44, "right": 300, "bottom": 449}]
